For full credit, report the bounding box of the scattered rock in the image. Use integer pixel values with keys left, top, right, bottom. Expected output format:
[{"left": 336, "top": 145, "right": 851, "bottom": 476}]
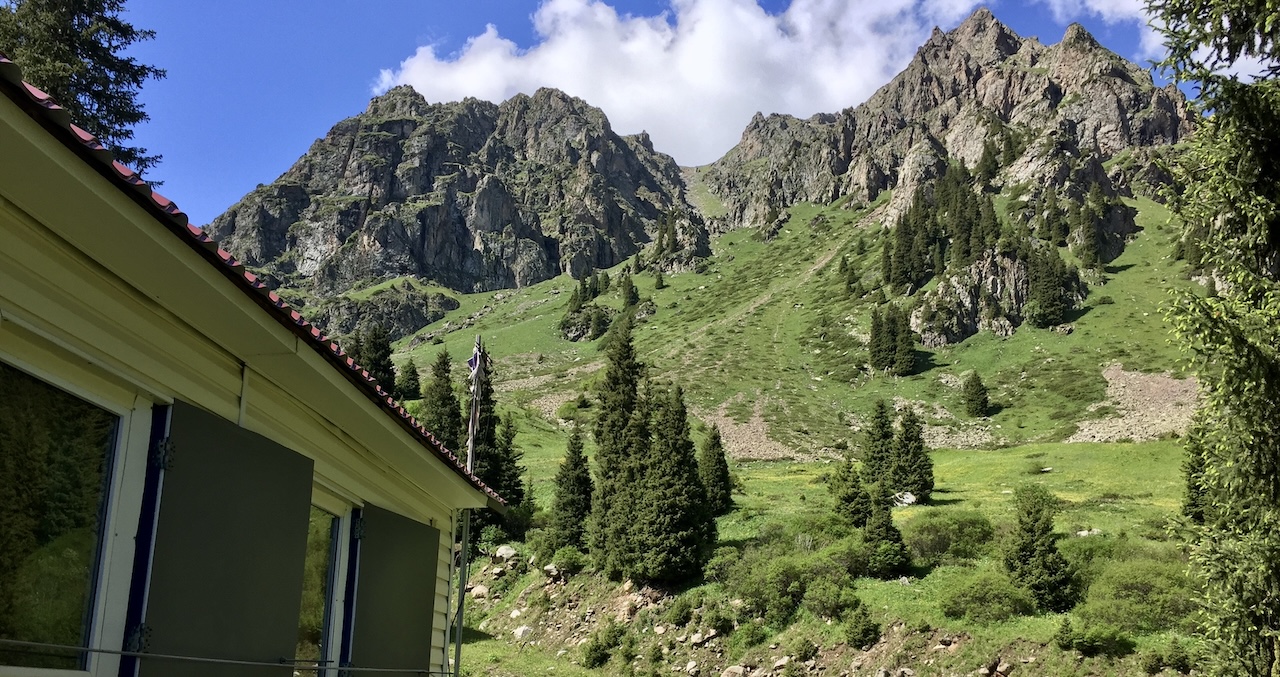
[
  {"left": 997, "top": 661, "right": 1013, "bottom": 674},
  {"left": 686, "top": 660, "right": 699, "bottom": 675},
  {"left": 513, "top": 625, "right": 532, "bottom": 640},
  {"left": 470, "top": 585, "right": 489, "bottom": 600},
  {"left": 510, "top": 609, "right": 521, "bottom": 619},
  {"left": 494, "top": 545, "right": 518, "bottom": 561},
  {"left": 721, "top": 667, "right": 746, "bottom": 677},
  {"left": 691, "top": 632, "right": 705, "bottom": 645},
  {"left": 655, "top": 625, "right": 667, "bottom": 635},
  {"left": 774, "top": 656, "right": 791, "bottom": 670}
]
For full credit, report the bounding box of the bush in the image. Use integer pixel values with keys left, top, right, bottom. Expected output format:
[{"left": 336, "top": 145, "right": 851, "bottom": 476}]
[
  {"left": 1071, "top": 623, "right": 1136, "bottom": 658},
  {"left": 582, "top": 640, "right": 611, "bottom": 669},
  {"left": 821, "top": 536, "right": 871, "bottom": 578},
  {"left": 867, "top": 541, "right": 910, "bottom": 579},
  {"left": 727, "top": 621, "right": 768, "bottom": 655},
  {"left": 582, "top": 621, "right": 627, "bottom": 668},
  {"left": 792, "top": 637, "right": 819, "bottom": 662},
  {"left": 551, "top": 546, "right": 588, "bottom": 577},
  {"left": 902, "top": 509, "right": 995, "bottom": 566},
  {"left": 939, "top": 570, "right": 1035, "bottom": 624},
  {"left": 1164, "top": 640, "right": 1192, "bottom": 673},
  {"left": 843, "top": 603, "right": 880, "bottom": 649},
  {"left": 1140, "top": 651, "right": 1164, "bottom": 675},
  {"left": 802, "top": 576, "right": 860, "bottom": 619},
  {"left": 1074, "top": 558, "right": 1195, "bottom": 633},
  {"left": 704, "top": 546, "right": 740, "bottom": 583},
  {"left": 665, "top": 595, "right": 693, "bottom": 627}
]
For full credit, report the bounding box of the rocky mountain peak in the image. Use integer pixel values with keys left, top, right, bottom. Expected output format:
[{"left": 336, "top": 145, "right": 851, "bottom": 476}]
[
  {"left": 700, "top": 8, "right": 1194, "bottom": 232},
  {"left": 364, "top": 84, "right": 431, "bottom": 119}
]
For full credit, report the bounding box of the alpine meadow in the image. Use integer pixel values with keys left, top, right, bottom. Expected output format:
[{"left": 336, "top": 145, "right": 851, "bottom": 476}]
[{"left": 5, "top": 1, "right": 1279, "bottom": 675}]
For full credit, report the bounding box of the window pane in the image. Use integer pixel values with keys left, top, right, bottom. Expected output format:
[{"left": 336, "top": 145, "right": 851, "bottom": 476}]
[
  {"left": 296, "top": 506, "right": 337, "bottom": 668},
  {"left": 0, "top": 361, "right": 117, "bottom": 669}
]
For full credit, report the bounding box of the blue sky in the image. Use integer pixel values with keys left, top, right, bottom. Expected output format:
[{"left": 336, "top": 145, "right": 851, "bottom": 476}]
[{"left": 122, "top": 1, "right": 1162, "bottom": 225}]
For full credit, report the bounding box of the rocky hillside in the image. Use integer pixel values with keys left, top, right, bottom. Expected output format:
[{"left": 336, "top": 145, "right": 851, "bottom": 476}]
[
  {"left": 208, "top": 86, "right": 707, "bottom": 333},
  {"left": 699, "top": 8, "right": 1192, "bottom": 233}
]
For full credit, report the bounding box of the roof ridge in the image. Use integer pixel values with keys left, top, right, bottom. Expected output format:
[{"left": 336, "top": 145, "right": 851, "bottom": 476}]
[{"left": 0, "top": 52, "right": 502, "bottom": 506}]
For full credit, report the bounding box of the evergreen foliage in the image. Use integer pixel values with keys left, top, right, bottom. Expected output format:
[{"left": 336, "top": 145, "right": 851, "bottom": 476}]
[
  {"left": 547, "top": 426, "right": 593, "bottom": 553},
  {"left": 889, "top": 409, "right": 933, "bottom": 501},
  {"left": 1150, "top": 1, "right": 1280, "bottom": 669},
  {"left": 0, "top": 0, "right": 165, "bottom": 172},
  {"left": 1025, "top": 245, "right": 1076, "bottom": 328},
  {"left": 654, "top": 269, "right": 665, "bottom": 290},
  {"left": 869, "top": 305, "right": 916, "bottom": 375},
  {"left": 829, "top": 451, "right": 871, "bottom": 527},
  {"left": 1180, "top": 423, "right": 1207, "bottom": 524},
  {"left": 862, "top": 400, "right": 894, "bottom": 480},
  {"left": 469, "top": 352, "right": 528, "bottom": 544},
  {"left": 975, "top": 139, "right": 999, "bottom": 187},
  {"left": 421, "top": 350, "right": 464, "bottom": 452},
  {"left": 393, "top": 358, "right": 421, "bottom": 401},
  {"left": 630, "top": 386, "right": 717, "bottom": 584},
  {"left": 697, "top": 425, "right": 733, "bottom": 516},
  {"left": 358, "top": 325, "right": 395, "bottom": 389},
  {"left": 589, "top": 317, "right": 645, "bottom": 578},
  {"left": 864, "top": 483, "right": 911, "bottom": 577},
  {"left": 962, "top": 371, "right": 990, "bottom": 417},
  {"left": 1003, "top": 485, "right": 1077, "bottom": 612},
  {"left": 620, "top": 273, "right": 640, "bottom": 307}
]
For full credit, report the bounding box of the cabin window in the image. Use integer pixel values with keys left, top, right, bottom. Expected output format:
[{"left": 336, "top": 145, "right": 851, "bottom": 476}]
[
  {"left": 0, "top": 360, "right": 118, "bottom": 670},
  {"left": 296, "top": 506, "right": 339, "bottom": 670}
]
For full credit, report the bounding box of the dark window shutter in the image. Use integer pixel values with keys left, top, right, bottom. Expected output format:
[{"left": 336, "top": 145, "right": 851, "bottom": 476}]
[
  {"left": 132, "top": 401, "right": 313, "bottom": 677},
  {"left": 346, "top": 504, "right": 440, "bottom": 673}
]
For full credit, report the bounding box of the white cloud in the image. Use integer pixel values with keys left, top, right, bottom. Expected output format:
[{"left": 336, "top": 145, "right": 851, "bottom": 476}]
[
  {"left": 375, "top": 0, "right": 1174, "bottom": 166},
  {"left": 376, "top": 0, "right": 983, "bottom": 166}
]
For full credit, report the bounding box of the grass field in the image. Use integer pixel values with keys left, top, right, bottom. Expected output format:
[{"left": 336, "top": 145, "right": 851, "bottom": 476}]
[{"left": 366, "top": 195, "right": 1201, "bottom": 675}]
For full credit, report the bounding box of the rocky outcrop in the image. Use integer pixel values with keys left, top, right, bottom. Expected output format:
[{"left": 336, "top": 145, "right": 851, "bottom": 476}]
[
  {"left": 210, "top": 87, "right": 707, "bottom": 306},
  {"left": 307, "top": 279, "right": 460, "bottom": 342},
  {"left": 701, "top": 8, "right": 1193, "bottom": 231},
  {"left": 910, "top": 251, "right": 1087, "bottom": 347}
]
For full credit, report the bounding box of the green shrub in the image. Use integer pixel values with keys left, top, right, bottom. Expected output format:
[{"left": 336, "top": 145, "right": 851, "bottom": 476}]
[
  {"left": 792, "top": 637, "right": 819, "bottom": 662},
  {"left": 551, "top": 546, "right": 588, "bottom": 576},
  {"left": 939, "top": 570, "right": 1035, "bottom": 624},
  {"left": 665, "top": 595, "right": 693, "bottom": 627},
  {"left": 1054, "top": 618, "right": 1076, "bottom": 651},
  {"left": 843, "top": 603, "right": 881, "bottom": 649},
  {"left": 1140, "top": 651, "right": 1164, "bottom": 675},
  {"left": 1164, "top": 640, "right": 1192, "bottom": 673},
  {"left": 582, "top": 640, "right": 611, "bottom": 669},
  {"left": 1075, "top": 558, "right": 1195, "bottom": 633},
  {"left": 802, "top": 576, "right": 860, "bottom": 620},
  {"left": 1071, "top": 623, "right": 1136, "bottom": 657},
  {"left": 582, "top": 620, "right": 627, "bottom": 667},
  {"left": 901, "top": 509, "right": 995, "bottom": 566},
  {"left": 821, "top": 535, "right": 871, "bottom": 578},
  {"left": 867, "top": 541, "right": 910, "bottom": 579},
  {"left": 704, "top": 546, "right": 740, "bottom": 582},
  {"left": 727, "top": 621, "right": 768, "bottom": 655}
]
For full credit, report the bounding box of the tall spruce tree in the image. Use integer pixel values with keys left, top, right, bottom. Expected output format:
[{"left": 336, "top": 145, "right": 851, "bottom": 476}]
[
  {"left": 421, "top": 350, "right": 464, "bottom": 452},
  {"left": 0, "top": 0, "right": 165, "bottom": 172},
  {"left": 547, "top": 426, "right": 593, "bottom": 553},
  {"left": 830, "top": 451, "right": 872, "bottom": 527},
  {"left": 1003, "top": 485, "right": 1076, "bottom": 612},
  {"left": 889, "top": 409, "right": 933, "bottom": 501},
  {"left": 962, "top": 371, "right": 990, "bottom": 417},
  {"left": 589, "top": 316, "right": 646, "bottom": 578},
  {"left": 891, "top": 308, "right": 916, "bottom": 376},
  {"left": 394, "top": 358, "right": 421, "bottom": 401},
  {"left": 631, "top": 386, "right": 717, "bottom": 584},
  {"left": 697, "top": 425, "right": 733, "bottom": 516},
  {"left": 1149, "top": 1, "right": 1280, "bottom": 669},
  {"left": 864, "top": 482, "right": 911, "bottom": 578},
  {"left": 360, "top": 325, "right": 396, "bottom": 389},
  {"left": 862, "top": 400, "right": 894, "bottom": 480}
]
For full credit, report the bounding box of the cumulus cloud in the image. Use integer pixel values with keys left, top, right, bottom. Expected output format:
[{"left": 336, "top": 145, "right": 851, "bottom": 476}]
[
  {"left": 376, "top": 0, "right": 983, "bottom": 166},
  {"left": 375, "top": 0, "right": 1165, "bottom": 166}
]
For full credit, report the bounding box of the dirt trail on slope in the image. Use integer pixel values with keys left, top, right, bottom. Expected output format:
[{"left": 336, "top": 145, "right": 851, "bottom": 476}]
[{"left": 1067, "top": 363, "right": 1198, "bottom": 442}]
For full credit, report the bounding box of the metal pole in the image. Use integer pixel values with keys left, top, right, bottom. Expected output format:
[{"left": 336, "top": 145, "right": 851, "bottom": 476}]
[{"left": 452, "top": 336, "right": 485, "bottom": 677}]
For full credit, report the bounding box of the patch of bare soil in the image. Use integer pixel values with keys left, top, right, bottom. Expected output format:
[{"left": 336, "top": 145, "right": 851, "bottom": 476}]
[
  {"left": 495, "top": 360, "right": 605, "bottom": 393},
  {"left": 529, "top": 392, "right": 577, "bottom": 421},
  {"left": 695, "top": 392, "right": 797, "bottom": 460},
  {"left": 1067, "top": 363, "right": 1198, "bottom": 443}
]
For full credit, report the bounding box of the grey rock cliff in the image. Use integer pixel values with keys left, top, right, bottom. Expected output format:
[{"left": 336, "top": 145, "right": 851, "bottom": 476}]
[
  {"left": 701, "top": 9, "right": 1193, "bottom": 231},
  {"left": 209, "top": 87, "right": 705, "bottom": 306}
]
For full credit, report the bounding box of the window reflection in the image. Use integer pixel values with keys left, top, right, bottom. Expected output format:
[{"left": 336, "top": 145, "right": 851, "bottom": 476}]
[
  {"left": 0, "top": 361, "right": 117, "bottom": 670},
  {"left": 296, "top": 505, "right": 337, "bottom": 670}
]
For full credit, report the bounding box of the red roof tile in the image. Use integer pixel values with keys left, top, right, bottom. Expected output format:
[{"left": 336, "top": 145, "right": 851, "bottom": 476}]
[{"left": 0, "top": 52, "right": 502, "bottom": 509}]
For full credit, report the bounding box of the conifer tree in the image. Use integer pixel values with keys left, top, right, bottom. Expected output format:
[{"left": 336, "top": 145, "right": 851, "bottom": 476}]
[
  {"left": 654, "top": 269, "right": 666, "bottom": 290},
  {"left": 360, "top": 325, "right": 396, "bottom": 389},
  {"left": 599, "top": 270, "right": 611, "bottom": 293},
  {"left": 1150, "top": 2, "right": 1280, "bottom": 667},
  {"left": 891, "top": 309, "right": 916, "bottom": 376},
  {"left": 421, "top": 350, "right": 464, "bottom": 452},
  {"left": 589, "top": 317, "right": 646, "bottom": 578},
  {"left": 547, "top": 426, "right": 593, "bottom": 553},
  {"left": 621, "top": 274, "right": 640, "bottom": 307},
  {"left": 394, "top": 358, "right": 421, "bottom": 401},
  {"left": 962, "top": 371, "right": 989, "bottom": 417},
  {"left": 1181, "top": 425, "right": 1208, "bottom": 525},
  {"left": 830, "top": 451, "right": 871, "bottom": 527},
  {"left": 1003, "top": 485, "right": 1076, "bottom": 612},
  {"left": 0, "top": 0, "right": 165, "bottom": 172},
  {"left": 975, "top": 139, "right": 999, "bottom": 187},
  {"left": 698, "top": 425, "right": 733, "bottom": 516},
  {"left": 631, "top": 386, "right": 717, "bottom": 584},
  {"left": 864, "top": 482, "right": 911, "bottom": 577},
  {"left": 862, "top": 400, "right": 894, "bottom": 480},
  {"left": 889, "top": 409, "right": 932, "bottom": 501},
  {"left": 468, "top": 354, "right": 529, "bottom": 544}
]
